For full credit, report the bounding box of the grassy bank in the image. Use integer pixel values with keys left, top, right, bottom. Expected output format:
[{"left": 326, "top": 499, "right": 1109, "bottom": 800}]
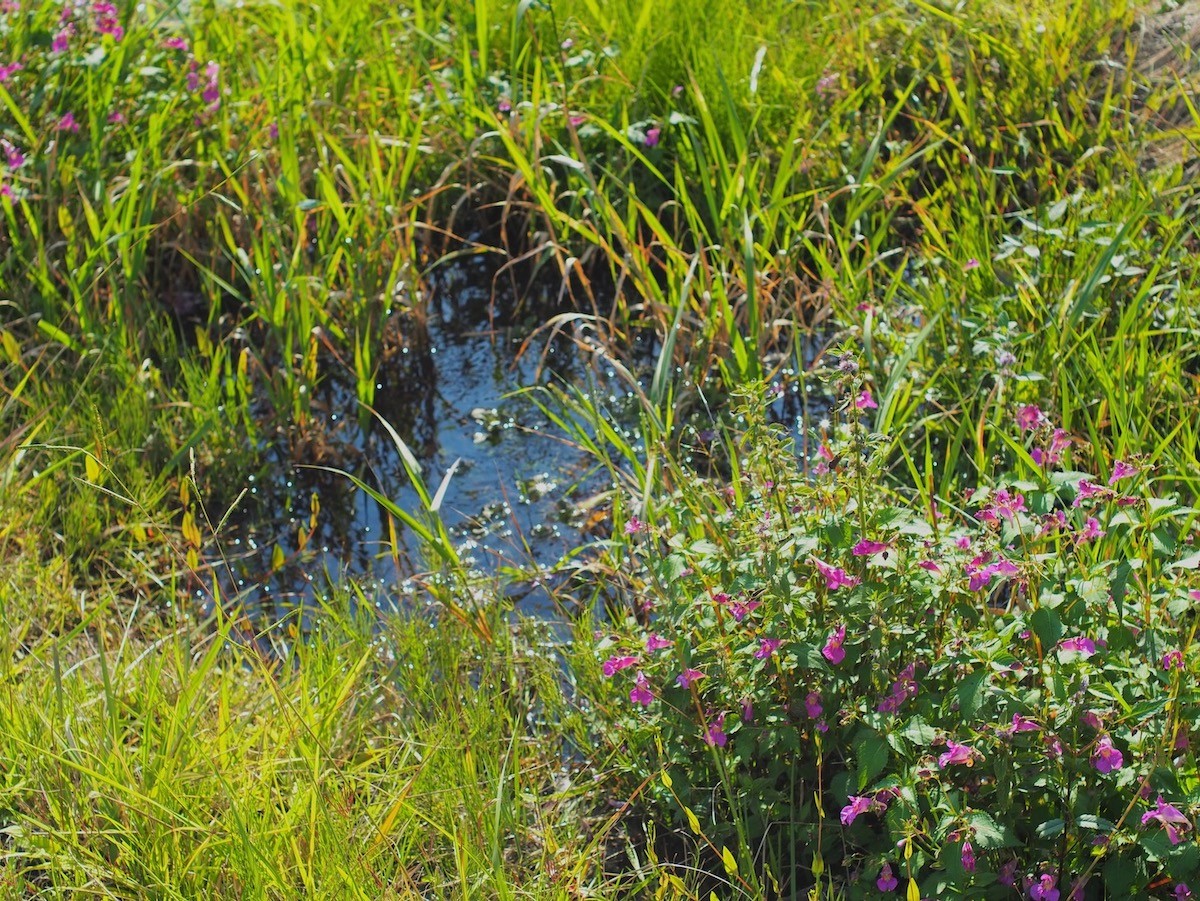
[{"left": 2, "top": 0, "right": 1200, "bottom": 896}]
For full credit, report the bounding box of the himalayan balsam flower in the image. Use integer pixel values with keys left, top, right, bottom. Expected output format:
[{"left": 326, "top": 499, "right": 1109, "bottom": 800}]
[
  {"left": 1016, "top": 404, "right": 1046, "bottom": 431},
  {"left": 629, "top": 672, "right": 653, "bottom": 706},
  {"left": 703, "top": 712, "right": 727, "bottom": 747},
  {"left": 624, "top": 515, "right": 644, "bottom": 535},
  {"left": 938, "top": 740, "right": 977, "bottom": 769},
  {"left": 1176, "top": 884, "right": 1193, "bottom": 900},
  {"left": 877, "top": 863, "right": 898, "bottom": 891},
  {"left": 963, "top": 257, "right": 980, "bottom": 271},
  {"left": 202, "top": 61, "right": 220, "bottom": 108},
  {"left": 741, "top": 699, "right": 753, "bottom": 722},
  {"left": 164, "top": 36, "right": 189, "bottom": 51},
  {"left": 854, "top": 388, "right": 877, "bottom": 410},
  {"left": 643, "top": 126, "right": 661, "bottom": 147},
  {"left": 1163, "top": 649, "right": 1185, "bottom": 671},
  {"left": 676, "top": 668, "right": 705, "bottom": 688},
  {"left": 998, "top": 713, "right": 1041, "bottom": 738},
  {"left": 1092, "top": 735, "right": 1124, "bottom": 774},
  {"left": 839, "top": 794, "right": 883, "bottom": 826},
  {"left": 0, "top": 61, "right": 21, "bottom": 82},
  {"left": 1109, "top": 459, "right": 1138, "bottom": 485},
  {"left": 998, "top": 860, "right": 1018, "bottom": 887},
  {"left": 961, "top": 840, "right": 976, "bottom": 873},
  {"left": 822, "top": 624, "right": 846, "bottom": 664},
  {"left": 93, "top": 2, "right": 123, "bottom": 40},
  {"left": 1029, "top": 874, "right": 1060, "bottom": 901},
  {"left": 815, "top": 560, "right": 859, "bottom": 591},
  {"left": 877, "top": 664, "right": 918, "bottom": 714},
  {"left": 1, "top": 139, "right": 23, "bottom": 169},
  {"left": 57, "top": 112, "right": 79, "bottom": 132},
  {"left": 804, "top": 691, "right": 823, "bottom": 718},
  {"left": 52, "top": 25, "right": 73, "bottom": 53},
  {"left": 1059, "top": 636, "right": 1097, "bottom": 657},
  {"left": 602, "top": 655, "right": 637, "bottom": 677},
  {"left": 978, "top": 488, "right": 1025, "bottom": 523},
  {"left": 1073, "top": 478, "right": 1103, "bottom": 507},
  {"left": 1142, "top": 796, "right": 1192, "bottom": 845},
  {"left": 852, "top": 539, "right": 888, "bottom": 556},
  {"left": 754, "top": 638, "right": 781, "bottom": 659},
  {"left": 1078, "top": 517, "right": 1105, "bottom": 542},
  {"left": 645, "top": 634, "right": 672, "bottom": 652}
]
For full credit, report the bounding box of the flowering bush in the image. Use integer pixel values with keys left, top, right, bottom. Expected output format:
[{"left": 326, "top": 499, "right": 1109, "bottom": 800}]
[{"left": 583, "top": 367, "right": 1200, "bottom": 898}]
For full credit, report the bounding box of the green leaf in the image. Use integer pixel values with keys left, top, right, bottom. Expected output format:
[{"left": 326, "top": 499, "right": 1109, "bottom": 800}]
[
  {"left": 901, "top": 716, "right": 937, "bottom": 745},
  {"left": 966, "top": 811, "right": 1019, "bottom": 849},
  {"left": 1031, "top": 607, "right": 1063, "bottom": 648},
  {"left": 1035, "top": 819, "right": 1065, "bottom": 839},
  {"left": 957, "top": 669, "right": 988, "bottom": 719},
  {"left": 856, "top": 732, "right": 890, "bottom": 790},
  {"left": 684, "top": 807, "right": 700, "bottom": 835},
  {"left": 1077, "top": 815, "right": 1114, "bottom": 832}
]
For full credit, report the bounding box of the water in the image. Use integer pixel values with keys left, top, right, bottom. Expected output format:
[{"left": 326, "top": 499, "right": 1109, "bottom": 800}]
[{"left": 195, "top": 260, "right": 831, "bottom": 623}]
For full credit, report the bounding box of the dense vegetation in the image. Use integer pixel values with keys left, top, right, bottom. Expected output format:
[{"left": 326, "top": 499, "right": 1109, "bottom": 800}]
[{"left": 1, "top": 0, "right": 1199, "bottom": 896}]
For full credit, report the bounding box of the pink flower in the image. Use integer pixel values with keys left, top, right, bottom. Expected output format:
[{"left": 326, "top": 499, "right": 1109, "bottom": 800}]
[
  {"left": 852, "top": 539, "right": 889, "bottom": 556},
  {"left": 644, "top": 126, "right": 661, "bottom": 148},
  {"left": 1163, "top": 649, "right": 1185, "bottom": 671},
  {"left": 629, "top": 672, "right": 653, "bottom": 706},
  {"left": 978, "top": 488, "right": 1025, "bottom": 523},
  {"left": 1073, "top": 478, "right": 1104, "bottom": 507},
  {"left": 961, "top": 840, "right": 976, "bottom": 873},
  {"left": 1109, "top": 459, "right": 1138, "bottom": 485},
  {"left": 52, "top": 25, "right": 74, "bottom": 53},
  {"left": 107, "top": 110, "right": 125, "bottom": 124},
  {"left": 1142, "top": 796, "right": 1192, "bottom": 845},
  {"left": 202, "top": 61, "right": 220, "bottom": 108},
  {"left": 624, "top": 515, "right": 644, "bottom": 535},
  {"left": 729, "top": 599, "right": 760, "bottom": 621},
  {"left": 854, "top": 388, "right": 877, "bottom": 410},
  {"left": 815, "top": 560, "right": 859, "bottom": 591},
  {"left": 1092, "top": 735, "right": 1124, "bottom": 773},
  {"left": 839, "top": 794, "right": 881, "bottom": 826},
  {"left": 998, "top": 860, "right": 1018, "bottom": 887},
  {"left": 998, "top": 713, "right": 1041, "bottom": 738},
  {"left": 57, "top": 112, "right": 79, "bottom": 133},
  {"left": 754, "top": 638, "right": 781, "bottom": 659},
  {"left": 602, "top": 655, "right": 638, "bottom": 677},
  {"left": 877, "top": 664, "right": 919, "bottom": 714},
  {"left": 703, "top": 711, "right": 726, "bottom": 747},
  {"left": 1078, "top": 517, "right": 1105, "bottom": 542},
  {"left": 1029, "top": 874, "right": 1060, "bottom": 901},
  {"left": 645, "top": 634, "right": 672, "bottom": 652},
  {"left": 163, "top": 36, "right": 189, "bottom": 51},
  {"left": 1059, "top": 636, "right": 1097, "bottom": 657},
  {"left": 938, "top": 740, "right": 977, "bottom": 769},
  {"left": 0, "top": 61, "right": 21, "bottom": 82},
  {"left": 497, "top": 97, "right": 511, "bottom": 112},
  {"left": 741, "top": 699, "right": 753, "bottom": 722},
  {"left": 93, "top": 1, "right": 123, "bottom": 40},
  {"left": 804, "top": 691, "right": 823, "bottom": 718},
  {"left": 821, "top": 624, "right": 846, "bottom": 665},
  {"left": 917, "top": 560, "right": 941, "bottom": 573},
  {"left": 1175, "top": 884, "right": 1193, "bottom": 901},
  {"left": 1, "top": 139, "right": 24, "bottom": 169},
  {"left": 675, "top": 668, "right": 705, "bottom": 688},
  {"left": 963, "top": 257, "right": 980, "bottom": 271},
  {"left": 1016, "top": 404, "right": 1046, "bottom": 431},
  {"left": 877, "top": 863, "right": 898, "bottom": 891}
]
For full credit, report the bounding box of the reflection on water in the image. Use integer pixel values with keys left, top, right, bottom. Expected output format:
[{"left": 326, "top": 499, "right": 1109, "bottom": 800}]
[{"left": 196, "top": 259, "right": 830, "bottom": 622}]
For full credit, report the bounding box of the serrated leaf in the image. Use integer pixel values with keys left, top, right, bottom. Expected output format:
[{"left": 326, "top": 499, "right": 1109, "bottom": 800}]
[
  {"left": 901, "top": 716, "right": 937, "bottom": 745},
  {"left": 967, "top": 811, "right": 1019, "bottom": 849},
  {"left": 1036, "top": 818, "right": 1065, "bottom": 839},
  {"left": 1077, "top": 815, "right": 1114, "bottom": 831}
]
